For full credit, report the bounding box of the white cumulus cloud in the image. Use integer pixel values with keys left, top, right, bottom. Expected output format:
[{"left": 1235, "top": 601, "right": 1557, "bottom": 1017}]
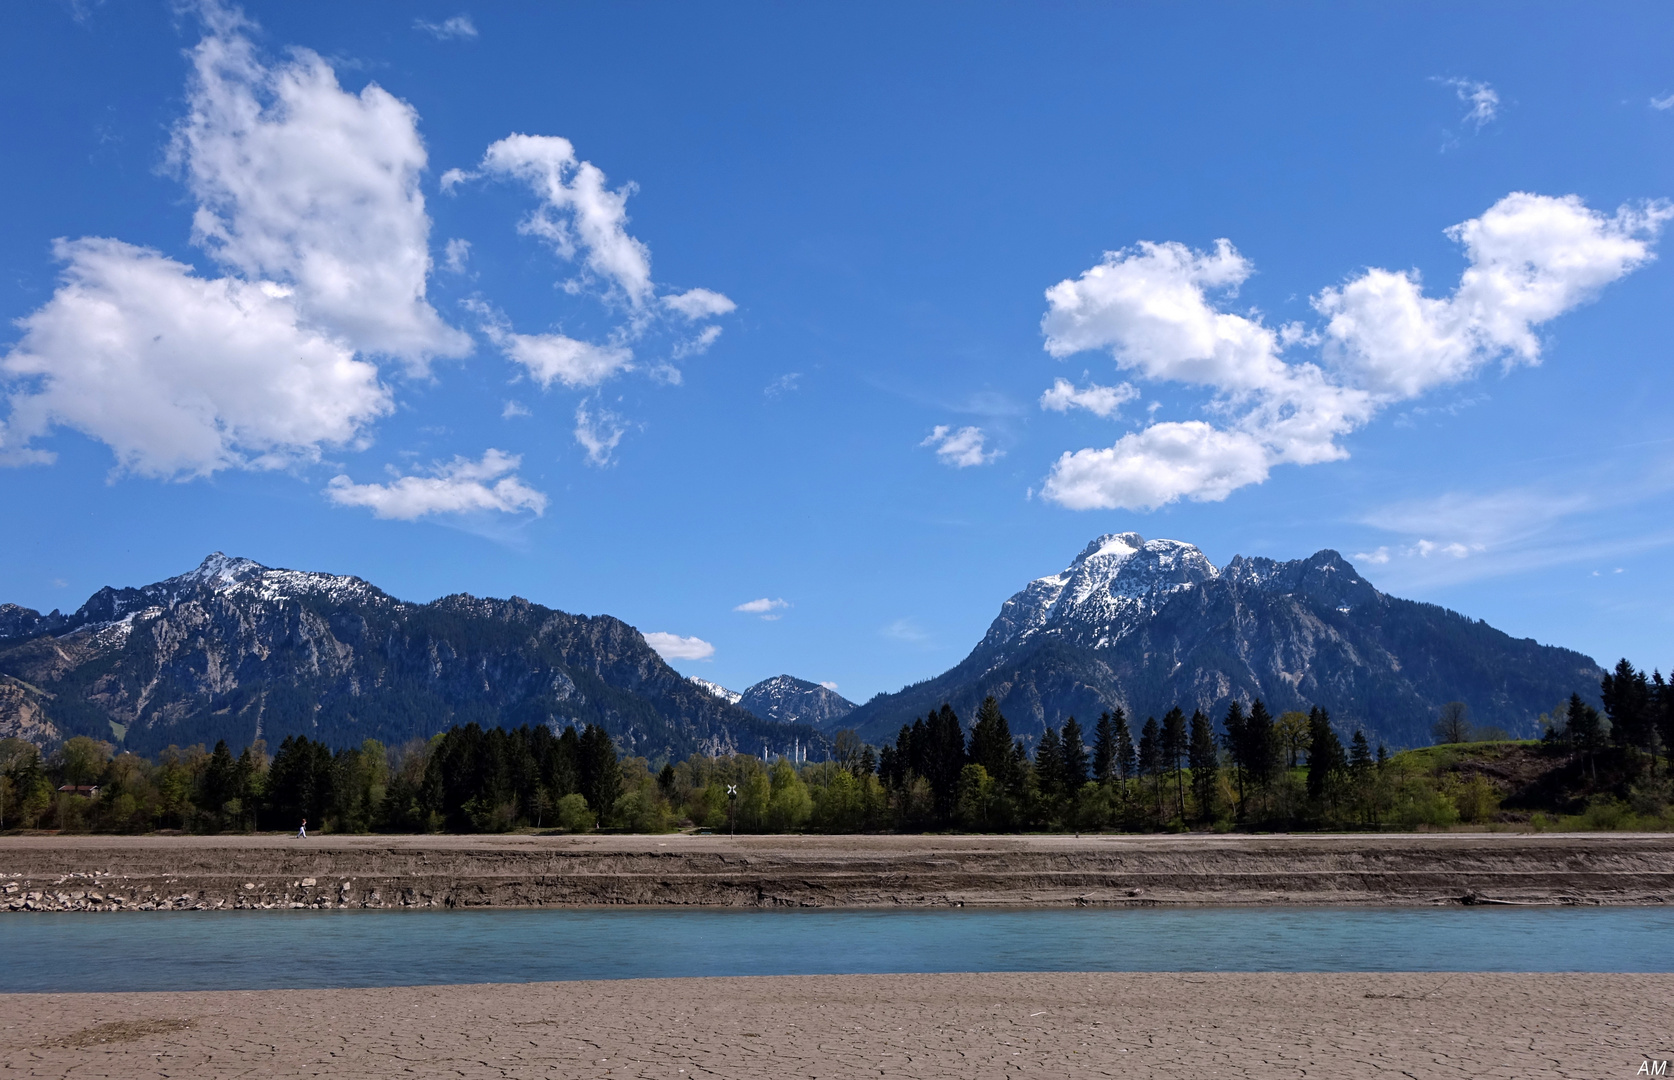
[
  {"left": 1039, "top": 377, "right": 1139, "bottom": 418},
  {"left": 1, "top": 9, "right": 465, "bottom": 477},
  {"left": 1043, "top": 422, "right": 1269, "bottom": 511},
  {"left": 643, "top": 631, "right": 715, "bottom": 661},
  {"left": 174, "top": 14, "right": 468, "bottom": 371},
  {"left": 503, "top": 330, "right": 632, "bottom": 388},
  {"left": 663, "top": 287, "right": 736, "bottom": 320},
  {"left": 325, "top": 449, "right": 546, "bottom": 519},
  {"left": 922, "top": 425, "right": 1000, "bottom": 468},
  {"left": 1316, "top": 193, "right": 1669, "bottom": 398},
  {"left": 819, "top": 680, "right": 839, "bottom": 691},
  {"left": 1038, "top": 192, "right": 1667, "bottom": 511},
  {"left": 3, "top": 239, "right": 391, "bottom": 477}
]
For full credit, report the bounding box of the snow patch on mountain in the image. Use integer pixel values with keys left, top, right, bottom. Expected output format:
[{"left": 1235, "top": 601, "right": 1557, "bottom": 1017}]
[{"left": 688, "top": 676, "right": 742, "bottom": 705}]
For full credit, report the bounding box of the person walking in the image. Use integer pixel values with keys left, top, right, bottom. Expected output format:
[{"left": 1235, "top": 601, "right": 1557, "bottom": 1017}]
[{"left": 297, "top": 817, "right": 307, "bottom": 839}]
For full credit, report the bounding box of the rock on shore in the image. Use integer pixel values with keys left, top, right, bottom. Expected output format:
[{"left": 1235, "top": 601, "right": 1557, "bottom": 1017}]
[{"left": 2, "top": 832, "right": 1672, "bottom": 912}]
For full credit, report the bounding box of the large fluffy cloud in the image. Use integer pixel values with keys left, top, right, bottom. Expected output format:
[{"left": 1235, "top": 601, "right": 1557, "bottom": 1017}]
[
  {"left": 325, "top": 449, "right": 546, "bottom": 519},
  {"left": 177, "top": 14, "right": 469, "bottom": 371},
  {"left": 1, "top": 7, "right": 466, "bottom": 477},
  {"left": 1316, "top": 194, "right": 1668, "bottom": 398},
  {"left": 1039, "top": 192, "right": 1668, "bottom": 510},
  {"left": 2, "top": 239, "right": 390, "bottom": 477}
]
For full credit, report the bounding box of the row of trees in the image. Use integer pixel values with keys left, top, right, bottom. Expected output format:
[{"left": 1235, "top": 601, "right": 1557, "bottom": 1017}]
[
  {"left": 0, "top": 723, "right": 626, "bottom": 835},
  {"left": 2, "top": 656, "right": 1665, "bottom": 834}
]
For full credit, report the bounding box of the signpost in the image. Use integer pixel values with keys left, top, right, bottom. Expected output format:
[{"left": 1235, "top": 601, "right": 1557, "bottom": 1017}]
[{"left": 726, "top": 784, "right": 737, "bottom": 836}]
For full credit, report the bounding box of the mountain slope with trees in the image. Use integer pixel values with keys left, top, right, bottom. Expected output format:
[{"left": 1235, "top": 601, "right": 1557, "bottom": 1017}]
[
  {"left": 845, "top": 533, "right": 1605, "bottom": 750},
  {"left": 0, "top": 554, "right": 813, "bottom": 760}
]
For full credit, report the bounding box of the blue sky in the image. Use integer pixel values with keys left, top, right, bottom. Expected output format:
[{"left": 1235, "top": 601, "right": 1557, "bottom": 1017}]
[{"left": 1, "top": 2, "right": 1671, "bottom": 702}]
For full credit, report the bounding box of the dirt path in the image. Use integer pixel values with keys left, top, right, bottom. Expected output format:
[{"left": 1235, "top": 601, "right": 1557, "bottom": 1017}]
[
  {"left": 2, "top": 971, "right": 1669, "bottom": 1078},
  {"left": 2, "top": 832, "right": 1672, "bottom": 911}
]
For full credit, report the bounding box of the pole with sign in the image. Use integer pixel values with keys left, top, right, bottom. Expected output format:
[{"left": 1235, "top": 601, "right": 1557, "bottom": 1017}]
[{"left": 726, "top": 783, "right": 737, "bottom": 836}]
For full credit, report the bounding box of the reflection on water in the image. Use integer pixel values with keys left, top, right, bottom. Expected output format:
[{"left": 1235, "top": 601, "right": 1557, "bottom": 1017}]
[{"left": 2, "top": 905, "right": 1672, "bottom": 992}]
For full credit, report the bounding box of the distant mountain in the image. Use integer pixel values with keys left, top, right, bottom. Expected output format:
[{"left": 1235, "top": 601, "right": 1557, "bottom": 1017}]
[
  {"left": 845, "top": 533, "right": 1605, "bottom": 749},
  {"left": 0, "top": 554, "right": 814, "bottom": 759},
  {"left": 737, "top": 675, "right": 857, "bottom": 729},
  {"left": 687, "top": 676, "right": 742, "bottom": 705}
]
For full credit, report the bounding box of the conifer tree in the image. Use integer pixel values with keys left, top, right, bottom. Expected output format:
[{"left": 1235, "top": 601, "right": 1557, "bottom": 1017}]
[
  {"left": 1222, "top": 701, "right": 1248, "bottom": 819},
  {"left": 1138, "top": 717, "right": 1162, "bottom": 821},
  {"left": 1187, "top": 709, "right": 1218, "bottom": 824},
  {"left": 968, "top": 697, "right": 1016, "bottom": 789},
  {"left": 578, "top": 724, "right": 622, "bottom": 825},
  {"left": 1092, "top": 712, "right": 1117, "bottom": 783},
  {"left": 1655, "top": 671, "right": 1674, "bottom": 778},
  {"left": 1114, "top": 709, "right": 1136, "bottom": 782},
  {"left": 1161, "top": 706, "right": 1188, "bottom": 822},
  {"left": 1601, "top": 659, "right": 1653, "bottom": 772},
  {"left": 1349, "top": 730, "right": 1373, "bottom": 776},
  {"left": 1305, "top": 708, "right": 1347, "bottom": 804},
  {"left": 1245, "top": 700, "right": 1276, "bottom": 791},
  {"left": 924, "top": 704, "right": 967, "bottom": 820},
  {"left": 1565, "top": 692, "right": 1604, "bottom": 782},
  {"left": 1035, "top": 726, "right": 1065, "bottom": 804},
  {"left": 1061, "top": 716, "right": 1089, "bottom": 789}
]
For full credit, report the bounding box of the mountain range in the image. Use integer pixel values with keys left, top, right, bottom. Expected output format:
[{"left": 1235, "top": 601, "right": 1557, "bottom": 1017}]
[
  {"left": 0, "top": 536, "right": 1608, "bottom": 758},
  {"left": 0, "top": 554, "right": 814, "bottom": 760},
  {"left": 843, "top": 533, "right": 1605, "bottom": 749}
]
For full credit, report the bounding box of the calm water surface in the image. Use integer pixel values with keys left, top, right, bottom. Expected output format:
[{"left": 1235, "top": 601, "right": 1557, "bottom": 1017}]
[{"left": 3, "top": 906, "right": 1672, "bottom": 992}]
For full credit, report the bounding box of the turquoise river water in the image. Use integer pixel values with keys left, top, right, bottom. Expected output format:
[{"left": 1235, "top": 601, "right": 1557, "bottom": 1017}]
[{"left": 3, "top": 906, "right": 1672, "bottom": 993}]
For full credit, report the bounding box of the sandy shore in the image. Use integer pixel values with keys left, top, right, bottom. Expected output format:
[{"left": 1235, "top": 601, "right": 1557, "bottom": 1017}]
[
  {"left": 1, "top": 972, "right": 1669, "bottom": 1078},
  {"left": 4, "top": 832, "right": 1673, "bottom": 911}
]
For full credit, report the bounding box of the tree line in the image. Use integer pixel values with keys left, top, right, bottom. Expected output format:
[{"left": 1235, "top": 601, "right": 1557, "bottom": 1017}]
[{"left": 2, "top": 655, "right": 1668, "bottom": 833}]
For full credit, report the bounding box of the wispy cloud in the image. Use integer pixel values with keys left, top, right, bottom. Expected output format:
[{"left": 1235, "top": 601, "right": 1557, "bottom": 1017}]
[
  {"left": 764, "top": 372, "right": 800, "bottom": 399},
  {"left": 1651, "top": 93, "right": 1674, "bottom": 111},
  {"left": 881, "top": 617, "right": 931, "bottom": 643},
  {"left": 734, "top": 597, "right": 790, "bottom": 621},
  {"left": 414, "top": 15, "right": 477, "bottom": 40},
  {"left": 574, "top": 403, "right": 628, "bottom": 466},
  {"left": 1353, "top": 464, "right": 1674, "bottom": 587},
  {"left": 1437, "top": 77, "right": 1500, "bottom": 129}
]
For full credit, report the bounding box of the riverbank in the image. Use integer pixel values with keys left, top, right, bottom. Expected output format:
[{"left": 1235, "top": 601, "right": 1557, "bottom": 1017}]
[
  {"left": 3, "top": 971, "right": 1669, "bottom": 1078},
  {"left": 3, "top": 832, "right": 1672, "bottom": 911}
]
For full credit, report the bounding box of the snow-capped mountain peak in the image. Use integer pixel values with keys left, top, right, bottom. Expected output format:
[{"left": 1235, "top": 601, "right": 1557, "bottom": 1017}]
[
  {"left": 167, "top": 552, "right": 268, "bottom": 592},
  {"left": 977, "top": 532, "right": 1219, "bottom": 657}
]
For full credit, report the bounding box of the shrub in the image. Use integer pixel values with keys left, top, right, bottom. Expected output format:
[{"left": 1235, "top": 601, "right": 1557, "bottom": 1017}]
[{"left": 556, "top": 793, "right": 593, "bottom": 833}]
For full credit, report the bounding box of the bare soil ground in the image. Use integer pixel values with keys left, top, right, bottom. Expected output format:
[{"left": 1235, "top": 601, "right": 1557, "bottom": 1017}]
[
  {"left": 3, "top": 832, "right": 1673, "bottom": 911},
  {"left": 2, "top": 972, "right": 1670, "bottom": 1078}
]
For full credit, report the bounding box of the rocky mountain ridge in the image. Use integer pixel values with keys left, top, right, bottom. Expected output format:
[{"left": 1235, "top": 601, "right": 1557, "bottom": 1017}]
[
  {"left": 0, "top": 554, "right": 814, "bottom": 759},
  {"left": 845, "top": 533, "right": 1605, "bottom": 749}
]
